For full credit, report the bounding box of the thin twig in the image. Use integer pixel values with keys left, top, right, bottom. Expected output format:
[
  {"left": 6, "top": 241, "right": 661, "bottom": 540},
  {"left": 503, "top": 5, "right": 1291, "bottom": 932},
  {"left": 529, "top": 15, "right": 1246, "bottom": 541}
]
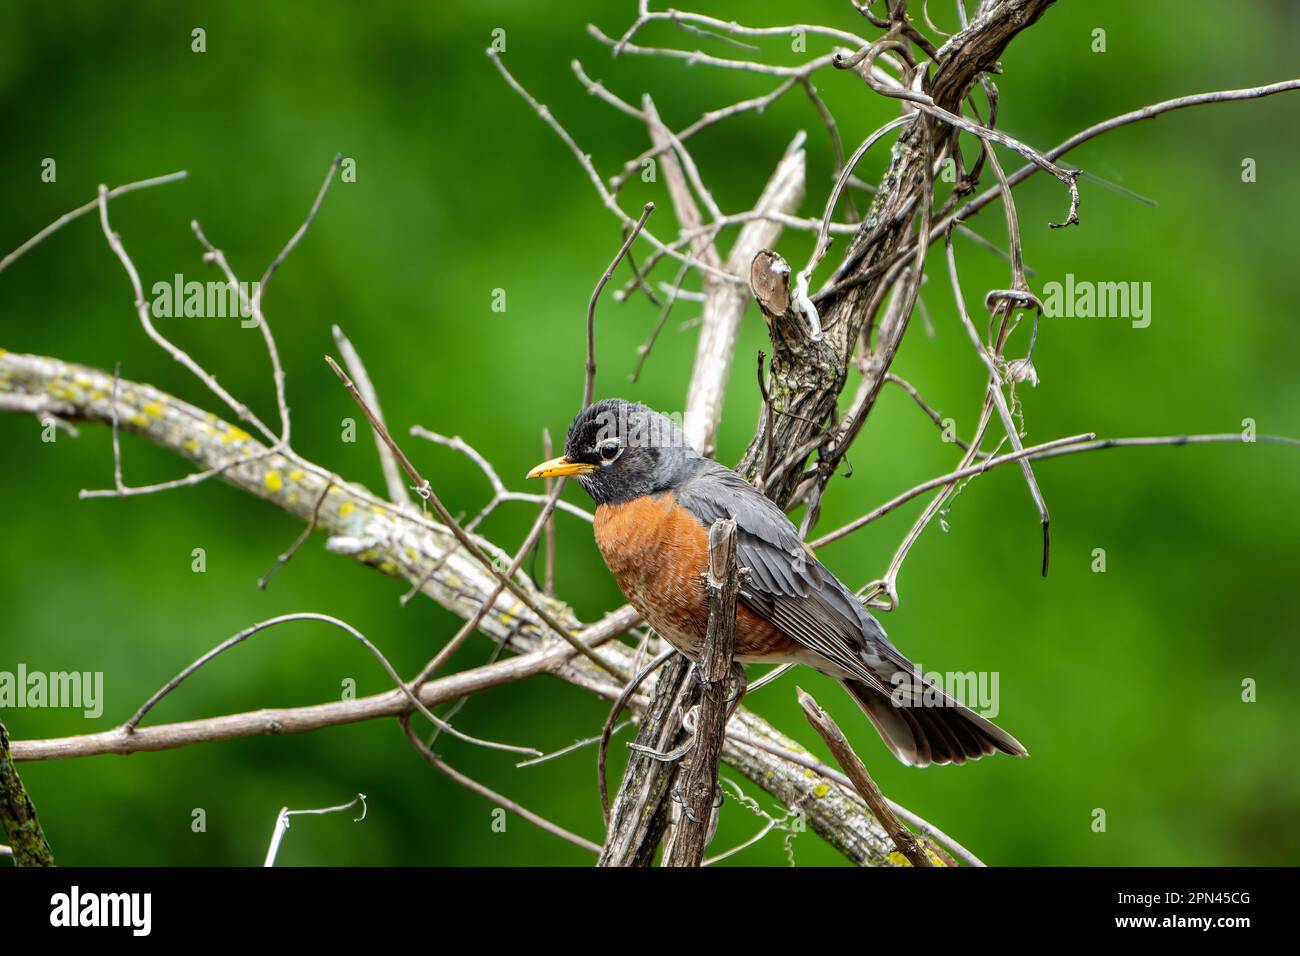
[
  {"left": 97, "top": 184, "right": 277, "bottom": 443},
  {"left": 811, "top": 429, "right": 1300, "bottom": 550},
  {"left": 925, "top": 80, "right": 1300, "bottom": 257},
  {"left": 264, "top": 793, "right": 366, "bottom": 867},
  {"left": 517, "top": 721, "right": 632, "bottom": 769},
  {"left": 586, "top": 202, "right": 655, "bottom": 407},
  {"left": 723, "top": 723, "right": 984, "bottom": 866},
  {"left": 409, "top": 428, "right": 592, "bottom": 529},
  {"left": 333, "top": 324, "right": 410, "bottom": 508},
  {"left": 542, "top": 428, "right": 557, "bottom": 595},
  {"left": 489, "top": 48, "right": 739, "bottom": 287},
  {"left": 8, "top": 610, "right": 638, "bottom": 763},
  {"left": 123, "top": 612, "right": 541, "bottom": 757},
  {"left": 325, "top": 355, "right": 620, "bottom": 677},
  {"left": 400, "top": 717, "right": 600, "bottom": 855},
  {"left": 945, "top": 229, "right": 1051, "bottom": 574},
  {"left": 885, "top": 372, "right": 989, "bottom": 457},
  {"left": 257, "top": 481, "right": 333, "bottom": 589},
  {"left": 797, "top": 687, "right": 932, "bottom": 866},
  {"left": 0, "top": 170, "right": 187, "bottom": 275}
]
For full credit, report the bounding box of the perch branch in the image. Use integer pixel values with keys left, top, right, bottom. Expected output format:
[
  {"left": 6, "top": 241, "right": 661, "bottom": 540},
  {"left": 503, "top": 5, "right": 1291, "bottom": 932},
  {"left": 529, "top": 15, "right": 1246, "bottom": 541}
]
[
  {"left": 798, "top": 687, "right": 933, "bottom": 867},
  {"left": 662, "top": 518, "right": 742, "bottom": 867}
]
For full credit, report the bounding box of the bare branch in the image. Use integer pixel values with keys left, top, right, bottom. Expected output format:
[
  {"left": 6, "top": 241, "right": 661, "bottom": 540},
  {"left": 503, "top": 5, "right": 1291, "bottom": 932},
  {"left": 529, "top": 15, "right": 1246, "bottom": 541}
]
[
  {"left": 0, "top": 170, "right": 187, "bottom": 276},
  {"left": 401, "top": 718, "right": 601, "bottom": 855},
  {"left": 3, "top": 353, "right": 935, "bottom": 868},
  {"left": 325, "top": 354, "right": 622, "bottom": 677},
  {"left": 797, "top": 687, "right": 933, "bottom": 867},
  {"left": 8, "top": 612, "right": 634, "bottom": 763},
  {"left": 257, "top": 480, "right": 333, "bottom": 589},
  {"left": 488, "top": 48, "right": 740, "bottom": 287},
  {"left": 587, "top": 202, "right": 656, "bottom": 407},
  {"left": 810, "top": 429, "right": 1300, "bottom": 550},
  {"left": 684, "top": 134, "right": 807, "bottom": 455},
  {"left": 123, "top": 612, "right": 540, "bottom": 757},
  {"left": 333, "top": 324, "right": 411, "bottom": 508},
  {"left": 944, "top": 79, "right": 1300, "bottom": 233},
  {"left": 945, "top": 229, "right": 1051, "bottom": 574},
  {"left": 97, "top": 184, "right": 277, "bottom": 443},
  {"left": 409, "top": 428, "right": 592, "bottom": 528},
  {"left": 663, "top": 518, "right": 742, "bottom": 867},
  {"left": 264, "top": 793, "right": 366, "bottom": 867}
]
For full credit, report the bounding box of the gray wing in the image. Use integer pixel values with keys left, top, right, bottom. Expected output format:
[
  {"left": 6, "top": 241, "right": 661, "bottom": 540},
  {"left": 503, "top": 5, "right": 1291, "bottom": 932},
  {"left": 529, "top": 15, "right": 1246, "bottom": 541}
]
[{"left": 675, "top": 464, "right": 910, "bottom": 696}]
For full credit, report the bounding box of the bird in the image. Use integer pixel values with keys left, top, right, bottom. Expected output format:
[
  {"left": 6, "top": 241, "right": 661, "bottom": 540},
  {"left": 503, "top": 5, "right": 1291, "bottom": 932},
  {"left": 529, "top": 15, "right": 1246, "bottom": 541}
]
[{"left": 528, "top": 398, "right": 1027, "bottom": 767}]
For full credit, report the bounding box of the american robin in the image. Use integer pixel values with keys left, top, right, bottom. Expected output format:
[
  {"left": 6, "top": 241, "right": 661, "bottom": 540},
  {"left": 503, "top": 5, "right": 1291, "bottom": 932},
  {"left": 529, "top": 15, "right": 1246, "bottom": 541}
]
[{"left": 528, "top": 399, "right": 1027, "bottom": 767}]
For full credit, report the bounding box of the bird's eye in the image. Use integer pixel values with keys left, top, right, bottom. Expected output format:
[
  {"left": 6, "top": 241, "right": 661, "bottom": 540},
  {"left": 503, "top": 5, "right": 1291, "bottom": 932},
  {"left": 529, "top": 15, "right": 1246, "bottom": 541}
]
[{"left": 598, "top": 440, "right": 621, "bottom": 463}]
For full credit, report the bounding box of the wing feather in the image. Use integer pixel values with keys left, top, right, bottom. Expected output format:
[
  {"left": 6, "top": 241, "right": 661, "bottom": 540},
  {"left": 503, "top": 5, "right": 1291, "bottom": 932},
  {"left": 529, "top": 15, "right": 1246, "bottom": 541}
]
[{"left": 675, "top": 464, "right": 895, "bottom": 689}]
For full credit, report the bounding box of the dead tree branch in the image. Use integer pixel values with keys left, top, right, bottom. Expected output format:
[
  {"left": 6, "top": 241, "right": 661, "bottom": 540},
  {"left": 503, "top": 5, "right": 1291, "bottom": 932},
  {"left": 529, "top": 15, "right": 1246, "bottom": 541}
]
[
  {"left": 798, "top": 688, "right": 933, "bottom": 867},
  {"left": 662, "top": 518, "right": 741, "bottom": 867},
  {"left": 0, "top": 722, "right": 55, "bottom": 867},
  {"left": 0, "top": 351, "right": 934, "bottom": 866}
]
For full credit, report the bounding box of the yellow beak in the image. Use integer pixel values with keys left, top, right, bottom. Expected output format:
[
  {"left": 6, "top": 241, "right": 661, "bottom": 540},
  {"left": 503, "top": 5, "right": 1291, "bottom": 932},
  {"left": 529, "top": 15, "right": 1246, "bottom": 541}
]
[{"left": 527, "top": 456, "right": 597, "bottom": 480}]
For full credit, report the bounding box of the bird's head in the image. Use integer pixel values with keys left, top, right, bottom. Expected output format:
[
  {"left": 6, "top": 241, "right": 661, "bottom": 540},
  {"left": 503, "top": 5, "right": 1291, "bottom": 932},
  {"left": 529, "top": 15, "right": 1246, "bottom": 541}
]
[{"left": 527, "top": 398, "right": 700, "bottom": 505}]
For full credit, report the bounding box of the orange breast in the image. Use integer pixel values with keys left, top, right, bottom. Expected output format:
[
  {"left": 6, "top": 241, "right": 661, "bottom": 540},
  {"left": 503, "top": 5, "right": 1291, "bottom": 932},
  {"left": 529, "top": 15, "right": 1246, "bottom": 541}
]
[{"left": 593, "top": 494, "right": 795, "bottom": 661}]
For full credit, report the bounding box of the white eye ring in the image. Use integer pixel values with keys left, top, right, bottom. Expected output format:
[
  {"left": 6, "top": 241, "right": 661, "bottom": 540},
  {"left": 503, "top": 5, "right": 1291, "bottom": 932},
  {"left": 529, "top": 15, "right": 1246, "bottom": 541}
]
[{"left": 598, "top": 440, "right": 621, "bottom": 463}]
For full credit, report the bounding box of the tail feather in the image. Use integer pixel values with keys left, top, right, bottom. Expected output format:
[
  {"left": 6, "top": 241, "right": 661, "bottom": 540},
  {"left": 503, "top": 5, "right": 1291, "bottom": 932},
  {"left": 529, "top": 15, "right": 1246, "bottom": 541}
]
[{"left": 842, "top": 678, "right": 1028, "bottom": 767}]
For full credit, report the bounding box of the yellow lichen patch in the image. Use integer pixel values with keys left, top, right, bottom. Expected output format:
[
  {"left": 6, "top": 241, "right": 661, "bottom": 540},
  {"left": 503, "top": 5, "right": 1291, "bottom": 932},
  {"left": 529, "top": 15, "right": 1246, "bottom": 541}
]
[
  {"left": 811, "top": 783, "right": 831, "bottom": 799},
  {"left": 183, "top": 437, "right": 200, "bottom": 454},
  {"left": 886, "top": 851, "right": 912, "bottom": 867},
  {"left": 142, "top": 401, "right": 164, "bottom": 418},
  {"left": 0, "top": 348, "right": 7, "bottom": 357},
  {"left": 128, "top": 413, "right": 149, "bottom": 428},
  {"left": 338, "top": 501, "right": 356, "bottom": 518},
  {"left": 288, "top": 469, "right": 305, "bottom": 482},
  {"left": 288, "top": 492, "right": 298, "bottom": 505},
  {"left": 264, "top": 470, "right": 283, "bottom": 493},
  {"left": 221, "top": 426, "right": 251, "bottom": 445}
]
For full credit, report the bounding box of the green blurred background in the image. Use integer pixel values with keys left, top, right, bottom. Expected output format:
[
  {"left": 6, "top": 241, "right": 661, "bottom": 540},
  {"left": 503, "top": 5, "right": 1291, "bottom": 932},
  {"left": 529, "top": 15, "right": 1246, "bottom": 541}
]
[{"left": 1, "top": 1, "right": 1296, "bottom": 866}]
